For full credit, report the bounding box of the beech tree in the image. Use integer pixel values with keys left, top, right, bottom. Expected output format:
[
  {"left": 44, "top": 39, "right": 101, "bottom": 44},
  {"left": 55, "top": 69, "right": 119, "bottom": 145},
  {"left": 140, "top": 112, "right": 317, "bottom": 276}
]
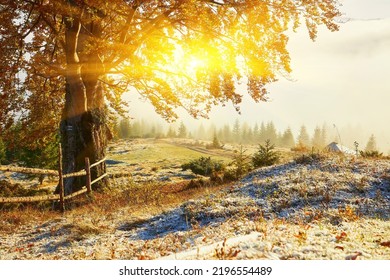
[{"left": 0, "top": 0, "right": 340, "bottom": 194}]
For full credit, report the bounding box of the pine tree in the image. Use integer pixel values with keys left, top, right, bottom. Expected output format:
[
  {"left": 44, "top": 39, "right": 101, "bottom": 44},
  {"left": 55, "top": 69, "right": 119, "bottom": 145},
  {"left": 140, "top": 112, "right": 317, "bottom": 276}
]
[
  {"left": 0, "top": 137, "right": 6, "bottom": 164},
  {"left": 365, "top": 134, "right": 377, "bottom": 152},
  {"left": 320, "top": 124, "right": 328, "bottom": 147},
  {"left": 253, "top": 123, "right": 260, "bottom": 142},
  {"left": 131, "top": 121, "right": 142, "bottom": 138},
  {"left": 281, "top": 127, "right": 295, "bottom": 148},
  {"left": 265, "top": 121, "right": 278, "bottom": 145},
  {"left": 196, "top": 124, "right": 207, "bottom": 140},
  {"left": 252, "top": 139, "right": 280, "bottom": 168},
  {"left": 118, "top": 118, "right": 131, "bottom": 138},
  {"left": 230, "top": 145, "right": 252, "bottom": 179},
  {"left": 222, "top": 124, "right": 232, "bottom": 143},
  {"left": 210, "top": 132, "right": 222, "bottom": 149},
  {"left": 311, "top": 126, "right": 323, "bottom": 149},
  {"left": 166, "top": 126, "right": 177, "bottom": 138},
  {"left": 232, "top": 119, "right": 241, "bottom": 143},
  {"left": 247, "top": 127, "right": 254, "bottom": 144},
  {"left": 297, "top": 125, "right": 311, "bottom": 147},
  {"left": 241, "top": 123, "right": 249, "bottom": 144},
  {"left": 178, "top": 122, "right": 188, "bottom": 138},
  {"left": 259, "top": 122, "right": 267, "bottom": 143}
]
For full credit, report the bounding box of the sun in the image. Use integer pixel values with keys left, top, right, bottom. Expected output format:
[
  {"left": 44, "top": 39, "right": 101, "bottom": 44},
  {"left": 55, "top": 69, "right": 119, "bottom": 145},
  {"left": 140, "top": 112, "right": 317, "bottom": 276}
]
[{"left": 187, "top": 56, "right": 206, "bottom": 70}]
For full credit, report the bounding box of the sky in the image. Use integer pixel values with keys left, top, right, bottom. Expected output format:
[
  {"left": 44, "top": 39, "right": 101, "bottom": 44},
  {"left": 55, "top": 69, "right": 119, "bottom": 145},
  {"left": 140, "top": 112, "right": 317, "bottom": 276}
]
[{"left": 123, "top": 0, "right": 390, "bottom": 151}]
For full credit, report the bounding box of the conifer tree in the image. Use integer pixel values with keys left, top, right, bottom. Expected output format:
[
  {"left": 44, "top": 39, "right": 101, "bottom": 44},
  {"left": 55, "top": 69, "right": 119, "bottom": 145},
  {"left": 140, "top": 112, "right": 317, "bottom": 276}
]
[
  {"left": 118, "top": 118, "right": 131, "bottom": 139},
  {"left": 196, "top": 124, "right": 207, "bottom": 140},
  {"left": 166, "top": 126, "right": 177, "bottom": 138},
  {"left": 178, "top": 122, "right": 188, "bottom": 138},
  {"left": 320, "top": 124, "right": 328, "bottom": 147},
  {"left": 232, "top": 120, "right": 241, "bottom": 143},
  {"left": 365, "top": 134, "right": 377, "bottom": 152},
  {"left": 281, "top": 127, "right": 295, "bottom": 148},
  {"left": 252, "top": 139, "right": 280, "bottom": 168},
  {"left": 231, "top": 145, "right": 252, "bottom": 179},
  {"left": 222, "top": 124, "right": 232, "bottom": 143},
  {"left": 0, "top": 137, "right": 6, "bottom": 164},
  {"left": 298, "top": 125, "right": 311, "bottom": 147},
  {"left": 265, "top": 122, "right": 278, "bottom": 145},
  {"left": 311, "top": 126, "right": 323, "bottom": 149},
  {"left": 253, "top": 123, "right": 260, "bottom": 143},
  {"left": 259, "top": 122, "right": 267, "bottom": 143}
]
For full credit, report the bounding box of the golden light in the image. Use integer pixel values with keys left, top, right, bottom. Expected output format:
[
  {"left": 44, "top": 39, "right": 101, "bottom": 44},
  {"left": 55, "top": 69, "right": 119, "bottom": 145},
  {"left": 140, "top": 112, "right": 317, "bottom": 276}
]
[{"left": 187, "top": 56, "right": 206, "bottom": 70}]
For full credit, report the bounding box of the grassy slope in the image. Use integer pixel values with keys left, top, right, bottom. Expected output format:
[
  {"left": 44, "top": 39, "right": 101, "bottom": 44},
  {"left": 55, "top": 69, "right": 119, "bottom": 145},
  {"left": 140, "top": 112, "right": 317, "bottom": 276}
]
[
  {"left": 1, "top": 139, "right": 389, "bottom": 260},
  {"left": 109, "top": 139, "right": 231, "bottom": 166}
]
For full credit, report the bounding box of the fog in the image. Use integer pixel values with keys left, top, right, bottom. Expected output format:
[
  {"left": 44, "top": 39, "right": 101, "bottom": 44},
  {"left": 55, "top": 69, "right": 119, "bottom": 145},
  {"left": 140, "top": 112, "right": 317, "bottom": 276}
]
[{"left": 122, "top": 0, "right": 390, "bottom": 153}]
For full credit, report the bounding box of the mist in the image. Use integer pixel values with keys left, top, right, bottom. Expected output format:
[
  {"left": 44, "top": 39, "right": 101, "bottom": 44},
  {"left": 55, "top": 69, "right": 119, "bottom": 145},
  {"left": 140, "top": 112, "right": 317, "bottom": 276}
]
[{"left": 122, "top": 0, "right": 390, "bottom": 153}]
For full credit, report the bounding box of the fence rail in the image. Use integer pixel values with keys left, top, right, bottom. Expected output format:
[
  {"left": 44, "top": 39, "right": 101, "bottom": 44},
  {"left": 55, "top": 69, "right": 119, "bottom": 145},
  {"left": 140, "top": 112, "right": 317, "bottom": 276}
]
[
  {"left": 0, "top": 144, "right": 107, "bottom": 211},
  {"left": 0, "top": 166, "right": 58, "bottom": 176}
]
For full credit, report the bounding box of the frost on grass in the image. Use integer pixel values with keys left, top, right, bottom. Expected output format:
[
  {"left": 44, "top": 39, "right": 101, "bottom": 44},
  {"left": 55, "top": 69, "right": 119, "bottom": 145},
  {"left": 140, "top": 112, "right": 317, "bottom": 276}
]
[{"left": 1, "top": 156, "right": 389, "bottom": 260}]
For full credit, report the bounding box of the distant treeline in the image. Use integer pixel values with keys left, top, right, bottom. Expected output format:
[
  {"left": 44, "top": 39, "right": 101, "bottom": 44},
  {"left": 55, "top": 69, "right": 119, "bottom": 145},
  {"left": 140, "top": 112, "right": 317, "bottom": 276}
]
[
  {"left": 113, "top": 118, "right": 323, "bottom": 149},
  {"left": 0, "top": 118, "right": 383, "bottom": 169},
  {"left": 113, "top": 118, "right": 382, "bottom": 153}
]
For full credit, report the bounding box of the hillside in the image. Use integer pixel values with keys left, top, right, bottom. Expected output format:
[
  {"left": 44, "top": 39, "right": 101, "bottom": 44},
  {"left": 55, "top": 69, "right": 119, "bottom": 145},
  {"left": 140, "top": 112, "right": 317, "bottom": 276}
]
[{"left": 0, "top": 140, "right": 389, "bottom": 260}]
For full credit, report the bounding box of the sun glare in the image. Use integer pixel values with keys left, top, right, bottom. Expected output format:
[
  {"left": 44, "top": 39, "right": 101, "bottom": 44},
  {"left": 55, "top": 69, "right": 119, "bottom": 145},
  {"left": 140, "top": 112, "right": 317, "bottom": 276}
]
[{"left": 187, "top": 56, "right": 206, "bottom": 71}]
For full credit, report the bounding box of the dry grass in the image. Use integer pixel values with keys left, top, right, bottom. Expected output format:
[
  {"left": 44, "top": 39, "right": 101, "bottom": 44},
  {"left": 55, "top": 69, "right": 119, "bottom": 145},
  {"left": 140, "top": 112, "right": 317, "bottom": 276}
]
[
  {"left": 0, "top": 206, "right": 58, "bottom": 233},
  {"left": 62, "top": 222, "right": 103, "bottom": 241},
  {"left": 0, "top": 175, "right": 231, "bottom": 236}
]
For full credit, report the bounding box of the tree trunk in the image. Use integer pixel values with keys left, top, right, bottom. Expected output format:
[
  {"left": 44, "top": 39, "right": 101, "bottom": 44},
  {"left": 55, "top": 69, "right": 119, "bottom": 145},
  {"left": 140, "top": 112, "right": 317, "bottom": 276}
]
[
  {"left": 60, "top": 103, "right": 108, "bottom": 196},
  {"left": 57, "top": 8, "right": 109, "bottom": 196}
]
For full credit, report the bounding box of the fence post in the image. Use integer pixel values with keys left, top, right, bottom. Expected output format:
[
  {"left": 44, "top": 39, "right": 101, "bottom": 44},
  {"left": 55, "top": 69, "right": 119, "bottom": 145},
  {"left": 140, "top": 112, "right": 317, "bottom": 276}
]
[
  {"left": 85, "top": 157, "right": 92, "bottom": 195},
  {"left": 58, "top": 143, "right": 65, "bottom": 212}
]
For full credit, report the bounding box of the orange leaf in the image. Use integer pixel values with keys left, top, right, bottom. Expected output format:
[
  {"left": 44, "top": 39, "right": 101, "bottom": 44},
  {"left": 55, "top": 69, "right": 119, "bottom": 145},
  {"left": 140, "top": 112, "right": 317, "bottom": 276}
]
[
  {"left": 380, "top": 241, "right": 390, "bottom": 247},
  {"left": 336, "top": 231, "right": 347, "bottom": 241},
  {"left": 295, "top": 231, "right": 307, "bottom": 240}
]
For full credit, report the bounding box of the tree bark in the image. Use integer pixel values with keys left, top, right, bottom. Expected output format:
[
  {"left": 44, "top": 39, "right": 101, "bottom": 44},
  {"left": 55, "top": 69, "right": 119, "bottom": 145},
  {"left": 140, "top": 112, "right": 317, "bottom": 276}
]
[
  {"left": 60, "top": 93, "right": 109, "bottom": 196},
  {"left": 57, "top": 7, "right": 109, "bottom": 196}
]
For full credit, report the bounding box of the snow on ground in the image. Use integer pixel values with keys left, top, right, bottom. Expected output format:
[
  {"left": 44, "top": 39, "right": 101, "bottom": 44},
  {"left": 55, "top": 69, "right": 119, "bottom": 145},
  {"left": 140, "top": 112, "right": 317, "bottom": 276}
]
[{"left": 0, "top": 156, "right": 389, "bottom": 260}]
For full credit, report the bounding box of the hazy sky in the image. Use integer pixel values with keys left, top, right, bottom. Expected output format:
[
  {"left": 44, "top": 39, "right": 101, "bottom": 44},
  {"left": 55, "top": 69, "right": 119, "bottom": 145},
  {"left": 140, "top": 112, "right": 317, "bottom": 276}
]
[{"left": 124, "top": 0, "right": 390, "bottom": 150}]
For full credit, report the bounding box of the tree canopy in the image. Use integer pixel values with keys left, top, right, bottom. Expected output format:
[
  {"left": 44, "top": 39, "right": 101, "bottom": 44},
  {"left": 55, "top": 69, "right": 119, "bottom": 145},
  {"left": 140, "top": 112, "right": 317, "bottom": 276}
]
[
  {"left": 1, "top": 0, "right": 341, "bottom": 134},
  {"left": 0, "top": 0, "right": 341, "bottom": 193}
]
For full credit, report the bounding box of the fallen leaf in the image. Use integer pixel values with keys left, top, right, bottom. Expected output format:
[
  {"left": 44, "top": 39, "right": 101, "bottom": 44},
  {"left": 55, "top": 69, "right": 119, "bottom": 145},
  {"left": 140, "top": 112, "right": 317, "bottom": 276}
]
[
  {"left": 335, "top": 246, "right": 344, "bottom": 251},
  {"left": 336, "top": 231, "right": 347, "bottom": 241},
  {"left": 15, "top": 247, "right": 24, "bottom": 252},
  {"left": 380, "top": 241, "right": 390, "bottom": 247},
  {"left": 295, "top": 231, "right": 307, "bottom": 240}
]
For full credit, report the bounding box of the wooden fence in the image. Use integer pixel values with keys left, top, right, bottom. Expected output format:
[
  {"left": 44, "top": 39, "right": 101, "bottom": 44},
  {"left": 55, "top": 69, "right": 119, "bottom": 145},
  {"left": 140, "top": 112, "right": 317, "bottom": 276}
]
[{"left": 0, "top": 144, "right": 107, "bottom": 211}]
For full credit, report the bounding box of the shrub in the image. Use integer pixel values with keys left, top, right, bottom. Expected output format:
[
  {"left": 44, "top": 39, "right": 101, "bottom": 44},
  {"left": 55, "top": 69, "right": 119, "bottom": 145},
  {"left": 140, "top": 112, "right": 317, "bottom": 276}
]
[
  {"left": 252, "top": 140, "right": 280, "bottom": 168},
  {"left": 0, "top": 137, "right": 6, "bottom": 164},
  {"left": 181, "top": 157, "right": 225, "bottom": 176},
  {"left": 294, "top": 152, "right": 327, "bottom": 165},
  {"left": 360, "top": 150, "right": 383, "bottom": 158},
  {"left": 291, "top": 144, "right": 309, "bottom": 152},
  {"left": 206, "top": 134, "right": 223, "bottom": 149},
  {"left": 229, "top": 145, "right": 252, "bottom": 179}
]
